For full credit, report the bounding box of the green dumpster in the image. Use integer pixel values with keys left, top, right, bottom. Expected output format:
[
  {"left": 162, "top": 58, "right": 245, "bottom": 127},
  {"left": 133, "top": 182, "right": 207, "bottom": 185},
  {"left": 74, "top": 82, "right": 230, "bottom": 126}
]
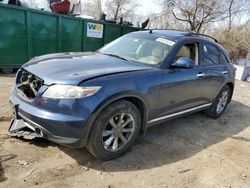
[{"left": 0, "top": 3, "right": 139, "bottom": 73}]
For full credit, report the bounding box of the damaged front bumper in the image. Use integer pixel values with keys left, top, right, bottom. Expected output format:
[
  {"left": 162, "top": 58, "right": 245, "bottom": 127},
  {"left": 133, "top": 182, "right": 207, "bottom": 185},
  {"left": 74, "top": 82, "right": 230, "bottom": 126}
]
[
  {"left": 8, "top": 87, "right": 90, "bottom": 148},
  {"left": 9, "top": 118, "right": 43, "bottom": 140},
  {"left": 9, "top": 111, "right": 81, "bottom": 147},
  {"left": 9, "top": 103, "right": 43, "bottom": 139}
]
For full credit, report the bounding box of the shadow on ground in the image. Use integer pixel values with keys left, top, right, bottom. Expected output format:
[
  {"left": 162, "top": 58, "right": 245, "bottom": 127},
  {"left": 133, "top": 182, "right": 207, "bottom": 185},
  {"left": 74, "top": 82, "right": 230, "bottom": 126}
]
[
  {"left": 0, "top": 154, "right": 17, "bottom": 182},
  {"left": 0, "top": 73, "right": 16, "bottom": 77},
  {"left": 10, "top": 100, "right": 250, "bottom": 172}
]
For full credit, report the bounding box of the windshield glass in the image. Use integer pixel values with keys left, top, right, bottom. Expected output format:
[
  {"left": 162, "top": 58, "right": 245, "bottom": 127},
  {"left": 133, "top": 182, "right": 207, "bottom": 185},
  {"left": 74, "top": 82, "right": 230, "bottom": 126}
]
[{"left": 99, "top": 34, "right": 176, "bottom": 65}]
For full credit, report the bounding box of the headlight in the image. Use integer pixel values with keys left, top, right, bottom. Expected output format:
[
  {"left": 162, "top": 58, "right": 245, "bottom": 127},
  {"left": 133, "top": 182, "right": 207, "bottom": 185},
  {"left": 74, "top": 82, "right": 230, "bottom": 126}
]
[{"left": 43, "top": 85, "right": 101, "bottom": 99}]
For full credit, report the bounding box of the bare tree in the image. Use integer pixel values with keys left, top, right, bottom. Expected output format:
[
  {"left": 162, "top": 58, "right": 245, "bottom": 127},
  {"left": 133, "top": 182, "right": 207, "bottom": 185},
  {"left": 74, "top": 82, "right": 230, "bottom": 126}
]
[
  {"left": 81, "top": 0, "right": 103, "bottom": 19},
  {"left": 160, "top": 0, "right": 247, "bottom": 33},
  {"left": 212, "top": 19, "right": 250, "bottom": 61},
  {"left": 104, "top": 0, "right": 139, "bottom": 21},
  {"left": 227, "top": 0, "right": 250, "bottom": 31}
]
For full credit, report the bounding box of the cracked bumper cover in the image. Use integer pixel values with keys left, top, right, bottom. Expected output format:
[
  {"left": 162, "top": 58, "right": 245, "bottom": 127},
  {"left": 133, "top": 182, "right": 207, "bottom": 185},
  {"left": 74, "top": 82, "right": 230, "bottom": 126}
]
[
  {"left": 9, "top": 116, "right": 80, "bottom": 146},
  {"left": 8, "top": 87, "right": 90, "bottom": 148}
]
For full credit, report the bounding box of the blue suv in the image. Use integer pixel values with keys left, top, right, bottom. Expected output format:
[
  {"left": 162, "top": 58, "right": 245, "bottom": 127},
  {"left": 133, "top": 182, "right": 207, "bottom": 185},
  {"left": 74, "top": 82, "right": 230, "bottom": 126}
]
[{"left": 9, "top": 30, "right": 235, "bottom": 160}]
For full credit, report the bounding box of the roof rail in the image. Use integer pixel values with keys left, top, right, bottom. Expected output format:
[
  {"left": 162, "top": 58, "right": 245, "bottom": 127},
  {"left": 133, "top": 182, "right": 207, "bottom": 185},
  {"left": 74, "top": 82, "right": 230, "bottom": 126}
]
[
  {"left": 144, "top": 29, "right": 219, "bottom": 43},
  {"left": 146, "top": 28, "right": 189, "bottom": 33},
  {"left": 186, "top": 32, "right": 218, "bottom": 43}
]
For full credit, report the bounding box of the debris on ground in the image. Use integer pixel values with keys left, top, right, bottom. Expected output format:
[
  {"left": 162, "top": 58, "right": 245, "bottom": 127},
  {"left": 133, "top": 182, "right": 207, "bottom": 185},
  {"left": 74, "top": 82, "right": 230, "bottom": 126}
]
[
  {"left": 17, "top": 160, "right": 29, "bottom": 167},
  {"left": 178, "top": 168, "right": 192, "bottom": 174},
  {"left": 19, "top": 167, "right": 37, "bottom": 179}
]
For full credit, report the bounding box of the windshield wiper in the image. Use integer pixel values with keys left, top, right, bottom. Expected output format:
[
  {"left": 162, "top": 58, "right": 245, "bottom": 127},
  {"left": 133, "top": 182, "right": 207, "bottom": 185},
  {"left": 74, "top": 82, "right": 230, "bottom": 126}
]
[{"left": 102, "top": 53, "right": 130, "bottom": 62}]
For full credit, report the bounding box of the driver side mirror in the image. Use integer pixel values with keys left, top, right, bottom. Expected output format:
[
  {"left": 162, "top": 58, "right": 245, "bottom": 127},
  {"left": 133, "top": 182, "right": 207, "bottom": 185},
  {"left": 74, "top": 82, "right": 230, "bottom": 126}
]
[{"left": 171, "top": 57, "right": 195, "bottom": 68}]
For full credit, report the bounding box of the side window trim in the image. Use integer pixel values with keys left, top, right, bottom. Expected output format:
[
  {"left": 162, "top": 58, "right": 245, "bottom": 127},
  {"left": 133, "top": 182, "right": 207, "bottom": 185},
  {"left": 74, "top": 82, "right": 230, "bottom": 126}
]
[
  {"left": 198, "top": 42, "right": 203, "bottom": 66},
  {"left": 220, "top": 51, "right": 230, "bottom": 64},
  {"left": 194, "top": 43, "right": 199, "bottom": 65}
]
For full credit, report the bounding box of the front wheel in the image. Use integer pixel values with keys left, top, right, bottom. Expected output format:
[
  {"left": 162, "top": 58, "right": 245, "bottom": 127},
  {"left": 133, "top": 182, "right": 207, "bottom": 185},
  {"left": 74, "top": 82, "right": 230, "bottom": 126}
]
[
  {"left": 204, "top": 85, "right": 231, "bottom": 119},
  {"left": 87, "top": 100, "right": 141, "bottom": 160}
]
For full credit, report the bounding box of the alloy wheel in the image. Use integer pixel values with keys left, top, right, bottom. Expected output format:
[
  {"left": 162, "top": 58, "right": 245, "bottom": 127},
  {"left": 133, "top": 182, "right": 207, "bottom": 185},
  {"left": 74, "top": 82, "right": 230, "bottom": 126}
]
[
  {"left": 102, "top": 113, "right": 135, "bottom": 152},
  {"left": 216, "top": 90, "right": 229, "bottom": 114}
]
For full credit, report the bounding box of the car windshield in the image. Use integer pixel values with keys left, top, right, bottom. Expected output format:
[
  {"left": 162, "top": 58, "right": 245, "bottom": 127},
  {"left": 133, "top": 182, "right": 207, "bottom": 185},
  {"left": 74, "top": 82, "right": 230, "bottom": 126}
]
[{"left": 99, "top": 34, "right": 176, "bottom": 65}]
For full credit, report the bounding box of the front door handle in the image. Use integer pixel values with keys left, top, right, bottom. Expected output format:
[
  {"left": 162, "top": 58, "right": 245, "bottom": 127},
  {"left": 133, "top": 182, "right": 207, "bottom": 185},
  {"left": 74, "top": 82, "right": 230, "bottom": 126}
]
[
  {"left": 222, "top": 70, "right": 228, "bottom": 74},
  {"left": 197, "top": 72, "right": 205, "bottom": 77}
]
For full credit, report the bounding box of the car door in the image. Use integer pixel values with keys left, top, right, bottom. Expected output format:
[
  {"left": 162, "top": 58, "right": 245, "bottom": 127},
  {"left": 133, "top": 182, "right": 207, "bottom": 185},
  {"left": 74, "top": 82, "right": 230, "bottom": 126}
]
[
  {"left": 199, "top": 42, "right": 227, "bottom": 103},
  {"left": 153, "top": 42, "right": 209, "bottom": 120}
]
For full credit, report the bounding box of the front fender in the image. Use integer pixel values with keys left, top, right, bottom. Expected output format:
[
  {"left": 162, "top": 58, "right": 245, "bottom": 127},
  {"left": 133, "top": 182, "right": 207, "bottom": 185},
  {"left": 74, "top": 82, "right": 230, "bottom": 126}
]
[{"left": 79, "top": 91, "right": 149, "bottom": 147}]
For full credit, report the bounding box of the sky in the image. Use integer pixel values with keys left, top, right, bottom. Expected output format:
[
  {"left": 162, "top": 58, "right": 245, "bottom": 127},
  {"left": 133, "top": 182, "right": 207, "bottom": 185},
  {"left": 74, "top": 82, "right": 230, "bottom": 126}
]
[
  {"left": 99, "top": 0, "right": 161, "bottom": 16},
  {"left": 136, "top": 0, "right": 161, "bottom": 16},
  {"left": 21, "top": 0, "right": 161, "bottom": 17}
]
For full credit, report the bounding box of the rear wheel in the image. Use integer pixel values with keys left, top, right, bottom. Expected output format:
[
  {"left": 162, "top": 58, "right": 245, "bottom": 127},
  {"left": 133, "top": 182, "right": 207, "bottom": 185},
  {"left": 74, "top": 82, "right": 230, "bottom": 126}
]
[
  {"left": 204, "top": 85, "right": 231, "bottom": 119},
  {"left": 87, "top": 100, "right": 141, "bottom": 160}
]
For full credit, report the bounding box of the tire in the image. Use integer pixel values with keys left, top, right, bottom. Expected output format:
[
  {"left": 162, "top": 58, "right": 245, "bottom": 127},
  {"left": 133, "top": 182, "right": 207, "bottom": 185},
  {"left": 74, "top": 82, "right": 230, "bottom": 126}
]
[
  {"left": 204, "top": 85, "right": 231, "bottom": 119},
  {"left": 86, "top": 100, "right": 141, "bottom": 160}
]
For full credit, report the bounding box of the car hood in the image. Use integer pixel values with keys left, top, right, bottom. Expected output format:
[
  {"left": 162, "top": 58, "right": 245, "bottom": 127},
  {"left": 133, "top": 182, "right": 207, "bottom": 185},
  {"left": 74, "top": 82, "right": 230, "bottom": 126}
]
[{"left": 23, "top": 52, "right": 153, "bottom": 85}]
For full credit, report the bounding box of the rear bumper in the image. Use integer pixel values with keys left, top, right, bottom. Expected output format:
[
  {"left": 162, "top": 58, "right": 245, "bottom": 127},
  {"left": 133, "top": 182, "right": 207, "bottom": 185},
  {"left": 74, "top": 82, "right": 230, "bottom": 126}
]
[{"left": 8, "top": 87, "right": 91, "bottom": 148}]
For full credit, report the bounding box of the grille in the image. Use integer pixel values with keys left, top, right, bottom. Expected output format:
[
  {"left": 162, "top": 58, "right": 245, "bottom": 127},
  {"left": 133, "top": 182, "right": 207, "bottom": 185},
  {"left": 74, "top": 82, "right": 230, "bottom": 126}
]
[{"left": 17, "top": 69, "right": 44, "bottom": 99}]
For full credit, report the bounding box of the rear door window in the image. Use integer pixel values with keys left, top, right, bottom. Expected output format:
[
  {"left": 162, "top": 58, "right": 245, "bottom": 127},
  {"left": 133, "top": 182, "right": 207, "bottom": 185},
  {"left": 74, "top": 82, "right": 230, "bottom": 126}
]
[{"left": 200, "top": 43, "right": 221, "bottom": 65}]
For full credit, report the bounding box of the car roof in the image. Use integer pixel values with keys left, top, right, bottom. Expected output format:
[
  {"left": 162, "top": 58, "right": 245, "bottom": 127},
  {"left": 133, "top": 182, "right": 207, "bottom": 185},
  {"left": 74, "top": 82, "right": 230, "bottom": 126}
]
[
  {"left": 139, "top": 30, "right": 188, "bottom": 40},
  {"left": 137, "top": 29, "right": 220, "bottom": 43}
]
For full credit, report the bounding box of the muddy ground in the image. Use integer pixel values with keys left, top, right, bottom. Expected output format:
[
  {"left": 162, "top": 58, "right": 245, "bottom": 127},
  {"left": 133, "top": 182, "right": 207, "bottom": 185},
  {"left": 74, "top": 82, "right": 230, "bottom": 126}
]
[{"left": 0, "top": 74, "right": 250, "bottom": 188}]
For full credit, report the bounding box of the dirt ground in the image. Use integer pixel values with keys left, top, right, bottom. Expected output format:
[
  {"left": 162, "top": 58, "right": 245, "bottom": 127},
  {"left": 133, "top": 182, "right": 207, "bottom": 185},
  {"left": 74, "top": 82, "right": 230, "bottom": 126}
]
[{"left": 0, "top": 74, "right": 250, "bottom": 188}]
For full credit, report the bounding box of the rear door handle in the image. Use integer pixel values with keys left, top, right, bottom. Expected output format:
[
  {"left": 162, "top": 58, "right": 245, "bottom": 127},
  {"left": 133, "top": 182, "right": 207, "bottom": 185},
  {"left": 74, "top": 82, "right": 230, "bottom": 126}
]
[
  {"left": 222, "top": 71, "right": 228, "bottom": 74},
  {"left": 197, "top": 73, "right": 205, "bottom": 77}
]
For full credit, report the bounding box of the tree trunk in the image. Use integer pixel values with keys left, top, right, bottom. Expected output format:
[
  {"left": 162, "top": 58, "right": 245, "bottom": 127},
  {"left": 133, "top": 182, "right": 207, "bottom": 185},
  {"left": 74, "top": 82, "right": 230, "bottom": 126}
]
[
  {"left": 114, "top": 5, "right": 120, "bottom": 20},
  {"left": 97, "top": 0, "right": 103, "bottom": 18},
  {"left": 228, "top": 0, "right": 234, "bottom": 31}
]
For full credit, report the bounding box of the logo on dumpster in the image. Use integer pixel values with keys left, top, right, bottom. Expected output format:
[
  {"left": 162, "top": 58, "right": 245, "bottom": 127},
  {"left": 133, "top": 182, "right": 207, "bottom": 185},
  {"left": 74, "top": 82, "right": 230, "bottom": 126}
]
[{"left": 87, "top": 22, "right": 104, "bottom": 38}]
